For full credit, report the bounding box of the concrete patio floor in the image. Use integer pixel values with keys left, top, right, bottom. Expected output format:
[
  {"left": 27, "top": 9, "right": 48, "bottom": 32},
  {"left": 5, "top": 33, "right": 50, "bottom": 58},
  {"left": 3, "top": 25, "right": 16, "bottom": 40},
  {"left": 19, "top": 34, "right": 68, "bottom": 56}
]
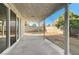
[{"left": 2, "top": 33, "right": 64, "bottom": 55}]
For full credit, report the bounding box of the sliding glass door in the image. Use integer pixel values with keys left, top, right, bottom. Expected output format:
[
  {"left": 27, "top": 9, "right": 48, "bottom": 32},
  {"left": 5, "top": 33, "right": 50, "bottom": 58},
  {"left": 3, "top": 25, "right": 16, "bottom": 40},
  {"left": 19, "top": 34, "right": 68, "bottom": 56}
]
[
  {"left": 10, "top": 10, "right": 16, "bottom": 45},
  {"left": 0, "top": 4, "right": 7, "bottom": 53},
  {"left": 0, "top": 3, "right": 21, "bottom": 53}
]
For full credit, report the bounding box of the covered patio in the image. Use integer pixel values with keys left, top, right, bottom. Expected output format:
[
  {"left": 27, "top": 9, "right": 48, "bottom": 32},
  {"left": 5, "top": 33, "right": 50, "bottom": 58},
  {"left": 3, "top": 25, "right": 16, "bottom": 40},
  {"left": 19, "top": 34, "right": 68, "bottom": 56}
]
[{"left": 0, "top": 3, "right": 71, "bottom": 55}]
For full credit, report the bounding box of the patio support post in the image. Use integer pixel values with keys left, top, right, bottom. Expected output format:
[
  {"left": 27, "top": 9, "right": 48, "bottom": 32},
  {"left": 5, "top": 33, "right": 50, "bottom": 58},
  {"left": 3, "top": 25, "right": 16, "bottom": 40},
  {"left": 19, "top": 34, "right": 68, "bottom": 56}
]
[
  {"left": 19, "top": 18, "right": 21, "bottom": 39},
  {"left": 6, "top": 8, "right": 11, "bottom": 47},
  {"left": 19, "top": 18, "right": 20, "bottom": 39},
  {"left": 64, "top": 4, "right": 70, "bottom": 55},
  {"left": 37, "top": 22, "right": 40, "bottom": 32},
  {"left": 38, "top": 22, "right": 40, "bottom": 32},
  {"left": 44, "top": 20, "right": 45, "bottom": 40}
]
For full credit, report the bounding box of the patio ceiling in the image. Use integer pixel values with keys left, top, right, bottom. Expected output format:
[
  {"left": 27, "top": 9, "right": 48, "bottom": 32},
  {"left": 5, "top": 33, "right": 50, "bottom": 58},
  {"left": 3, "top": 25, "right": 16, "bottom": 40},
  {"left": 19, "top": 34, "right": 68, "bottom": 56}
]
[{"left": 13, "top": 3, "right": 66, "bottom": 22}]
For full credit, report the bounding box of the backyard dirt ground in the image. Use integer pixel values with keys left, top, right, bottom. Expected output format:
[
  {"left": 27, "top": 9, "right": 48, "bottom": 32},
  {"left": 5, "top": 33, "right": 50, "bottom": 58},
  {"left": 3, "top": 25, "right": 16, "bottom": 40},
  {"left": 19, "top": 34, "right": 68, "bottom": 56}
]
[{"left": 45, "top": 26, "right": 79, "bottom": 55}]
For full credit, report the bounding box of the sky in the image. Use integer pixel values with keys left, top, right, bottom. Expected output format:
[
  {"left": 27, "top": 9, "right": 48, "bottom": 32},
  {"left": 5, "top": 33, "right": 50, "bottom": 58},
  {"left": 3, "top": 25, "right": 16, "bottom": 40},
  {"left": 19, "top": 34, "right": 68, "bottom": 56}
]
[{"left": 45, "top": 3, "right": 79, "bottom": 25}]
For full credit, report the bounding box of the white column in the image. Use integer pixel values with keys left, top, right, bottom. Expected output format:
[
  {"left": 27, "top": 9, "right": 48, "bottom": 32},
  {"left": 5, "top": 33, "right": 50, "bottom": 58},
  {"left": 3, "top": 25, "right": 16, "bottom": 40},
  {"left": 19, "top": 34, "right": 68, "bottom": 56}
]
[
  {"left": 64, "top": 4, "right": 70, "bottom": 55},
  {"left": 44, "top": 20, "right": 45, "bottom": 40},
  {"left": 19, "top": 18, "right": 21, "bottom": 39},
  {"left": 6, "top": 8, "right": 10, "bottom": 47}
]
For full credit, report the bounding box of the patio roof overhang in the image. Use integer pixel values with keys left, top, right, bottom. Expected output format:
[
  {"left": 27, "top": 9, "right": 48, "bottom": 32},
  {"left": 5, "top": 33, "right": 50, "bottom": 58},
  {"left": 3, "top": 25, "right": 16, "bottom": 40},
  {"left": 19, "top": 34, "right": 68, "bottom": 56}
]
[{"left": 5, "top": 3, "right": 68, "bottom": 22}]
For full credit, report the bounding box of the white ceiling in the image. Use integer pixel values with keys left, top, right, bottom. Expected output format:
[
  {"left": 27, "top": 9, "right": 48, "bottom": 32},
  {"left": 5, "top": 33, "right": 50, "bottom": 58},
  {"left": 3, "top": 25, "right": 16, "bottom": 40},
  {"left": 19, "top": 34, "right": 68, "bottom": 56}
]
[{"left": 13, "top": 3, "right": 66, "bottom": 22}]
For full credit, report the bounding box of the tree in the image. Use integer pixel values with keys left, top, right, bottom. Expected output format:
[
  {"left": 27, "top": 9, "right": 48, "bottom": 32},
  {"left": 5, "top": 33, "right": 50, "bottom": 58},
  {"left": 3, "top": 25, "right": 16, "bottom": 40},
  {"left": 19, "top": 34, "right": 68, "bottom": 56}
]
[
  {"left": 55, "top": 11, "right": 79, "bottom": 37},
  {"left": 55, "top": 13, "right": 64, "bottom": 29}
]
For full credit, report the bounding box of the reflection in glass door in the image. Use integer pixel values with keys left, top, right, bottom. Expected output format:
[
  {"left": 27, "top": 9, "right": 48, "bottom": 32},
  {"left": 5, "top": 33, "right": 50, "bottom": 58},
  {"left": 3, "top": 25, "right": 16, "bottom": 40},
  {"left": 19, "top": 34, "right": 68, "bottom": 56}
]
[
  {"left": 16, "top": 17, "right": 19, "bottom": 40},
  {"left": 0, "top": 4, "right": 7, "bottom": 53},
  {"left": 10, "top": 10, "right": 16, "bottom": 45}
]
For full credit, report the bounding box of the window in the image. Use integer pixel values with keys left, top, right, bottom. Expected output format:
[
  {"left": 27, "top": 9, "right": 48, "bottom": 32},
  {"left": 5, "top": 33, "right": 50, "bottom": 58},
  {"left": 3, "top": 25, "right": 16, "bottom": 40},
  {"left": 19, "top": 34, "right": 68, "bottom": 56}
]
[{"left": 16, "top": 17, "right": 19, "bottom": 40}]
